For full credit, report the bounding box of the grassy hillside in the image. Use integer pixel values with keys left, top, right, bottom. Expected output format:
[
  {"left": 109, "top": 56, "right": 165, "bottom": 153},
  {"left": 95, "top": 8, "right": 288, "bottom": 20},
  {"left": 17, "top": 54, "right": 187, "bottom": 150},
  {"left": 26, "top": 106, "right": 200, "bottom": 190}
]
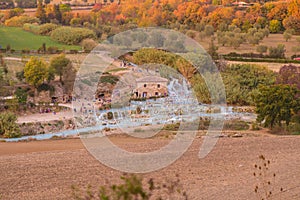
[{"left": 0, "top": 27, "right": 81, "bottom": 51}]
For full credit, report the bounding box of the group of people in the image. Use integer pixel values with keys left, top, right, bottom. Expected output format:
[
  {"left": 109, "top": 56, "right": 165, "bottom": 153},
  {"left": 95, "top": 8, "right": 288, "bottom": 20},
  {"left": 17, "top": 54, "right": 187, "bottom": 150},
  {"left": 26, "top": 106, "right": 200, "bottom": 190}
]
[{"left": 39, "top": 107, "right": 56, "bottom": 115}]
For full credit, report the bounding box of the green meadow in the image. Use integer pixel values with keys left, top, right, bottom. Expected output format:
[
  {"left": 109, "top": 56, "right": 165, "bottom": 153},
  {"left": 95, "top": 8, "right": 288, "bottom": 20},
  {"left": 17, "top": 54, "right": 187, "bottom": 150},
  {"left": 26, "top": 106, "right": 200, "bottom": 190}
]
[{"left": 0, "top": 26, "right": 81, "bottom": 51}]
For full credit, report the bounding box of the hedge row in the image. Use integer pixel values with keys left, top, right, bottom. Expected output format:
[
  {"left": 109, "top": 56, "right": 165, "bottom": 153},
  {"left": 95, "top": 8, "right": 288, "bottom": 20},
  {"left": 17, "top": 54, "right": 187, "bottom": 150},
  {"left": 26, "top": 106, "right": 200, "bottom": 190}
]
[
  {"left": 23, "top": 23, "right": 59, "bottom": 36},
  {"left": 223, "top": 56, "right": 300, "bottom": 64},
  {"left": 50, "top": 27, "right": 96, "bottom": 45},
  {"left": 5, "top": 16, "right": 39, "bottom": 27}
]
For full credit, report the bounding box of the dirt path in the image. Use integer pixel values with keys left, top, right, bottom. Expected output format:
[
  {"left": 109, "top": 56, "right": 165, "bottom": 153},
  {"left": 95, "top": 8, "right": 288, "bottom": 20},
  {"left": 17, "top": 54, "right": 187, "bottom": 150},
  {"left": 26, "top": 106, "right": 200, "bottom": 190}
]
[
  {"left": 17, "top": 111, "right": 73, "bottom": 123},
  {"left": 3, "top": 57, "right": 24, "bottom": 62},
  {"left": 0, "top": 135, "right": 299, "bottom": 200}
]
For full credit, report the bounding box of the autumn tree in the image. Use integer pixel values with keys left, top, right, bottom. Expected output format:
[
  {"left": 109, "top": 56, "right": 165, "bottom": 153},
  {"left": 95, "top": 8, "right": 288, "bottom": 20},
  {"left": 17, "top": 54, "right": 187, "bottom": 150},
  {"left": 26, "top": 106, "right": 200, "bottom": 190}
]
[
  {"left": 92, "top": 3, "right": 102, "bottom": 12},
  {"left": 36, "top": 0, "right": 47, "bottom": 24},
  {"left": 24, "top": 57, "right": 49, "bottom": 88},
  {"left": 45, "top": 4, "right": 62, "bottom": 23},
  {"left": 54, "top": 4, "right": 62, "bottom": 23},
  {"left": 70, "top": 17, "right": 82, "bottom": 27},
  {"left": 245, "top": 3, "right": 262, "bottom": 24},
  {"left": 173, "top": 1, "right": 202, "bottom": 26},
  {"left": 283, "top": 16, "right": 300, "bottom": 33},
  {"left": 285, "top": 0, "right": 300, "bottom": 32},
  {"left": 269, "top": 20, "right": 281, "bottom": 33},
  {"left": 232, "top": 11, "right": 244, "bottom": 29},
  {"left": 266, "top": 2, "right": 288, "bottom": 21},
  {"left": 205, "top": 7, "right": 233, "bottom": 29},
  {"left": 45, "top": 4, "right": 55, "bottom": 21},
  {"left": 6, "top": 7, "right": 24, "bottom": 19},
  {"left": 287, "top": 0, "right": 300, "bottom": 18}
]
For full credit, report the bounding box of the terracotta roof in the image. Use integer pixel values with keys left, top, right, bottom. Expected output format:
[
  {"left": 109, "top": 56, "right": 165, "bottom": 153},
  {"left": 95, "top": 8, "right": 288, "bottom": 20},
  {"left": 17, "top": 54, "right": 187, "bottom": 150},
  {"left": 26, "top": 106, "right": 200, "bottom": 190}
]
[{"left": 136, "top": 76, "right": 168, "bottom": 83}]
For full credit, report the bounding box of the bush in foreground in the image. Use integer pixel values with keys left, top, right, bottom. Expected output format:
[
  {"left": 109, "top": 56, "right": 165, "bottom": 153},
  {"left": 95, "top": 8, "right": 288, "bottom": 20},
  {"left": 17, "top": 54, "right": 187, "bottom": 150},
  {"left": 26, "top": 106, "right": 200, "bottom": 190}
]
[
  {"left": 71, "top": 174, "right": 188, "bottom": 200},
  {"left": 0, "top": 112, "right": 21, "bottom": 138}
]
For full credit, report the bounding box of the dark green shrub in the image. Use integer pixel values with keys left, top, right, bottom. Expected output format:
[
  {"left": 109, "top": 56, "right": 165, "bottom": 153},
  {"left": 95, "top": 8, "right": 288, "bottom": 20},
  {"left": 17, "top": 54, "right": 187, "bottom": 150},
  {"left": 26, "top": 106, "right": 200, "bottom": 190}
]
[
  {"left": 47, "top": 46, "right": 59, "bottom": 54},
  {"left": 22, "top": 48, "right": 30, "bottom": 54},
  {"left": 37, "top": 83, "right": 55, "bottom": 93},
  {"left": 15, "top": 87, "right": 27, "bottom": 103},
  {"left": 224, "top": 120, "right": 249, "bottom": 130},
  {"left": 100, "top": 75, "right": 119, "bottom": 84},
  {"left": 16, "top": 70, "right": 24, "bottom": 81},
  {"left": 222, "top": 64, "right": 276, "bottom": 105},
  {"left": 107, "top": 112, "right": 113, "bottom": 120}
]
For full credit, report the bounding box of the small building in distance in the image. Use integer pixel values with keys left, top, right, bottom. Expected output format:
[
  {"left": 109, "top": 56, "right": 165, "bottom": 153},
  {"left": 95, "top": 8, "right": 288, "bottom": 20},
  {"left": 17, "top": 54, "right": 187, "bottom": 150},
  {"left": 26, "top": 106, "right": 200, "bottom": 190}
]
[
  {"left": 133, "top": 76, "right": 168, "bottom": 98},
  {"left": 232, "top": 1, "right": 251, "bottom": 8}
]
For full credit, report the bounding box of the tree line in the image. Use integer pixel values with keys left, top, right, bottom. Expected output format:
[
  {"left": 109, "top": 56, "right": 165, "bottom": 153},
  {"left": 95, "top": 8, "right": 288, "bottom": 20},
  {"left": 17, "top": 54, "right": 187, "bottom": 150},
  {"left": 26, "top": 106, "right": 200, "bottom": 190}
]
[{"left": 2, "top": 0, "right": 300, "bottom": 36}]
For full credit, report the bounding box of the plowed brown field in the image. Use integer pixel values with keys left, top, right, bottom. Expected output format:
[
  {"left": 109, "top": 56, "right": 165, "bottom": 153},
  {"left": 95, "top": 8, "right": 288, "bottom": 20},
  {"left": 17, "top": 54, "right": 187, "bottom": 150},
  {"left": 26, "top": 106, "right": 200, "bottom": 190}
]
[{"left": 0, "top": 135, "right": 299, "bottom": 199}]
